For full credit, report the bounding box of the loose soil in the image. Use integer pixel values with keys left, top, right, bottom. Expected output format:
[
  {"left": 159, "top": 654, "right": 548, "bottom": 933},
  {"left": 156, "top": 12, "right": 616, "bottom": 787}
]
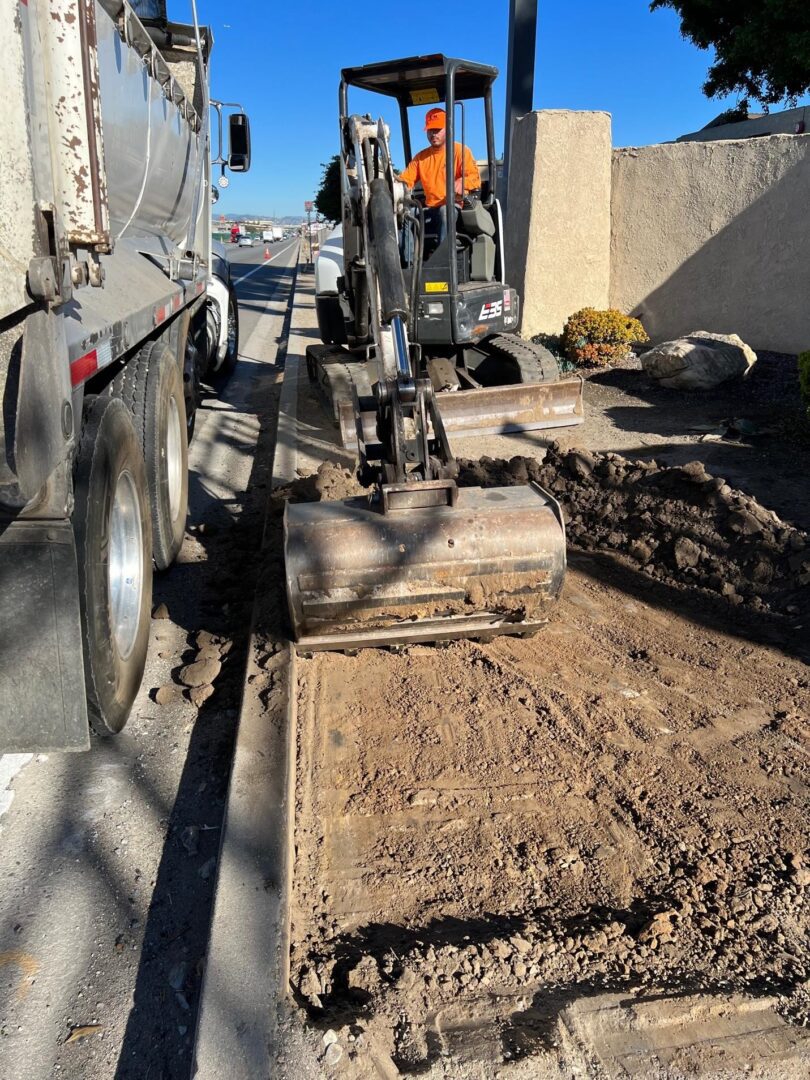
[
  {"left": 276, "top": 447, "right": 810, "bottom": 1077},
  {"left": 286, "top": 561, "right": 809, "bottom": 1077},
  {"left": 272, "top": 344, "right": 810, "bottom": 1077}
]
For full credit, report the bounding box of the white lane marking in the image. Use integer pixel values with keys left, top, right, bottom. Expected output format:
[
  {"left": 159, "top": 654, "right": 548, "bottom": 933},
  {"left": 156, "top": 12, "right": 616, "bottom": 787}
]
[
  {"left": 0, "top": 754, "right": 33, "bottom": 831},
  {"left": 230, "top": 240, "right": 299, "bottom": 284},
  {"left": 238, "top": 243, "right": 299, "bottom": 362}
]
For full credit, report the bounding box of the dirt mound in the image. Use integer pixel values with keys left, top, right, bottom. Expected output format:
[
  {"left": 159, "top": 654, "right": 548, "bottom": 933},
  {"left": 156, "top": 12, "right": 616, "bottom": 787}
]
[
  {"left": 282, "top": 449, "right": 809, "bottom": 621},
  {"left": 284, "top": 460, "right": 367, "bottom": 504},
  {"left": 457, "top": 444, "right": 809, "bottom": 618}
]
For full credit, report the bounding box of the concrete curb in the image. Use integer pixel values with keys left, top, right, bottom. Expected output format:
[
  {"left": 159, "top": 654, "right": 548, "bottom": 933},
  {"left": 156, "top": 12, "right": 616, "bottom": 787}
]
[
  {"left": 192, "top": 253, "right": 316, "bottom": 1078},
  {"left": 271, "top": 263, "right": 312, "bottom": 487}
]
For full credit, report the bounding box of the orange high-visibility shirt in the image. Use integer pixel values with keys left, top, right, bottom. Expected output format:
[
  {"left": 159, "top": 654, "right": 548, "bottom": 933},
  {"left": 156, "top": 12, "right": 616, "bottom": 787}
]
[{"left": 399, "top": 143, "right": 481, "bottom": 208}]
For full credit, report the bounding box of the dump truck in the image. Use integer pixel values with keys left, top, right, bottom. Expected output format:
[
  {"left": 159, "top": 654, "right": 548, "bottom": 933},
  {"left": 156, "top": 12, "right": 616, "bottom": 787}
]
[{"left": 0, "top": 0, "right": 250, "bottom": 752}]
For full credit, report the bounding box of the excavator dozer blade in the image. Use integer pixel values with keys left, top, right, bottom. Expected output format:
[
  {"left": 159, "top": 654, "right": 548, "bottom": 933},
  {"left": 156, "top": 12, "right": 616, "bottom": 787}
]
[
  {"left": 339, "top": 376, "right": 585, "bottom": 449},
  {"left": 284, "top": 483, "right": 566, "bottom": 652}
]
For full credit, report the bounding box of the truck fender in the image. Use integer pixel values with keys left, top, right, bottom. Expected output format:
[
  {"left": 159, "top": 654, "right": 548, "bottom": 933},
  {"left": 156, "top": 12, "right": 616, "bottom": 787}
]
[
  {"left": 207, "top": 273, "right": 231, "bottom": 369},
  {"left": 10, "top": 310, "right": 75, "bottom": 504}
]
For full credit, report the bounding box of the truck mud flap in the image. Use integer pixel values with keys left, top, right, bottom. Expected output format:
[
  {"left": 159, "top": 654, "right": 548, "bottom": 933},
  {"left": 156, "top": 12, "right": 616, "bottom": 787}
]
[
  {"left": 0, "top": 520, "right": 89, "bottom": 751},
  {"left": 339, "top": 376, "right": 585, "bottom": 449}
]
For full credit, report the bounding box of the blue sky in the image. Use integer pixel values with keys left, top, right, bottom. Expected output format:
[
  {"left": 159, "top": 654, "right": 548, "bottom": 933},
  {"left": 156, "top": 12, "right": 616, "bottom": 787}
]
[{"left": 198, "top": 0, "right": 801, "bottom": 217}]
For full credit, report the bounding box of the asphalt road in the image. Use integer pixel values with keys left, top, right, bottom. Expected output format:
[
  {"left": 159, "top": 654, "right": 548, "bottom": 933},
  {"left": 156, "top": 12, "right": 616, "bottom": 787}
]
[{"left": 0, "top": 238, "right": 299, "bottom": 1080}]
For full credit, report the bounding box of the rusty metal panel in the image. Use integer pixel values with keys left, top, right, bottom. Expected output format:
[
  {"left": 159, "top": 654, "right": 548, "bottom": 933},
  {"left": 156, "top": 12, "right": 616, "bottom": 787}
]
[
  {"left": 0, "top": 0, "right": 40, "bottom": 321},
  {"left": 44, "top": 0, "right": 110, "bottom": 248}
]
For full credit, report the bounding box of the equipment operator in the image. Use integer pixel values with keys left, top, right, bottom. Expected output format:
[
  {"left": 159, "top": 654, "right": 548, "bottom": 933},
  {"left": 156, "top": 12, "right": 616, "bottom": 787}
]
[{"left": 398, "top": 107, "right": 480, "bottom": 243}]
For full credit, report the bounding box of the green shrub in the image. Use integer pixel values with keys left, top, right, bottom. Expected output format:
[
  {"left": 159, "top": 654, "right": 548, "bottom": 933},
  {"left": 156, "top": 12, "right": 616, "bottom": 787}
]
[
  {"left": 799, "top": 351, "right": 810, "bottom": 418},
  {"left": 562, "top": 308, "right": 649, "bottom": 367}
]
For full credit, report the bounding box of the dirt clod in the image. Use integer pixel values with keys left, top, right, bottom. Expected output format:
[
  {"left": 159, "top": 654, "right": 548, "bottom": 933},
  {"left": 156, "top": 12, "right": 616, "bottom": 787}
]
[
  {"left": 153, "top": 685, "right": 180, "bottom": 706},
  {"left": 179, "top": 658, "right": 221, "bottom": 688},
  {"left": 188, "top": 684, "right": 215, "bottom": 708}
]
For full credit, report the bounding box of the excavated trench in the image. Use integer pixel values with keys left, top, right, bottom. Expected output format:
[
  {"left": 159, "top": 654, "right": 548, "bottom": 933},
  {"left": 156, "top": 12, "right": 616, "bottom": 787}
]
[{"left": 273, "top": 447, "right": 810, "bottom": 1077}]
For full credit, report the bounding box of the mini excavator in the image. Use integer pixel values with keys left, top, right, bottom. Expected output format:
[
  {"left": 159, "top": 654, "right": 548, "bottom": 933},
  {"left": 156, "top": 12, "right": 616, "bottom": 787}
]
[{"left": 284, "top": 55, "right": 574, "bottom": 650}]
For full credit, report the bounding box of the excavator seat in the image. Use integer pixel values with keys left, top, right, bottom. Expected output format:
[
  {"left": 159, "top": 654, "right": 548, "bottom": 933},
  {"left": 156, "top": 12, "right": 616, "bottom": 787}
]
[{"left": 457, "top": 200, "right": 497, "bottom": 281}]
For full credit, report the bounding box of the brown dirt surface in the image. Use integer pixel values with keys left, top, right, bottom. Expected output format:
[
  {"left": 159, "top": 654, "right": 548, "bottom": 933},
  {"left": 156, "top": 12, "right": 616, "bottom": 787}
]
[
  {"left": 286, "top": 548, "right": 810, "bottom": 1075},
  {"left": 274, "top": 424, "right": 810, "bottom": 1076}
]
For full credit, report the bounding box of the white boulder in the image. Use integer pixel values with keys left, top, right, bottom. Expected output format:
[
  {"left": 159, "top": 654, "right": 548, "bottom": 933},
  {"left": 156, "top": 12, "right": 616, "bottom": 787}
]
[{"left": 641, "top": 332, "right": 757, "bottom": 390}]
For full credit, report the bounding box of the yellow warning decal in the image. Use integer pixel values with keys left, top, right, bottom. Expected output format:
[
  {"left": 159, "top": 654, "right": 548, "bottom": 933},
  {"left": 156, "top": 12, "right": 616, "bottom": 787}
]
[
  {"left": 410, "top": 88, "right": 440, "bottom": 105},
  {"left": 425, "top": 281, "right": 449, "bottom": 293}
]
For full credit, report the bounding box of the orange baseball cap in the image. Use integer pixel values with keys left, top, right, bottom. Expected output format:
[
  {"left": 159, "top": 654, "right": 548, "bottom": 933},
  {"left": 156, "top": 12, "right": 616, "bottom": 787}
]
[{"left": 424, "top": 108, "right": 446, "bottom": 130}]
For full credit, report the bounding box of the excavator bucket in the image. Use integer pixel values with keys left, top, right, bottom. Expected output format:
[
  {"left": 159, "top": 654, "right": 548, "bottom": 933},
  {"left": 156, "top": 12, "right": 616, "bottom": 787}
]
[{"left": 284, "top": 482, "right": 566, "bottom": 651}]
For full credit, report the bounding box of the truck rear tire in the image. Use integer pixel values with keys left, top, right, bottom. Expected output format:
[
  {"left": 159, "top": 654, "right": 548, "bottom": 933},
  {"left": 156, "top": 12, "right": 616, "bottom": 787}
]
[
  {"left": 74, "top": 396, "right": 152, "bottom": 737},
  {"left": 183, "top": 335, "right": 203, "bottom": 443},
  {"left": 111, "top": 340, "right": 189, "bottom": 570},
  {"left": 221, "top": 285, "right": 239, "bottom": 373}
]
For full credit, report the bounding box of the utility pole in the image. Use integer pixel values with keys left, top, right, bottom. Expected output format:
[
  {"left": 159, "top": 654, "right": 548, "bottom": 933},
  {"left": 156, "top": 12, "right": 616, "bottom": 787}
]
[
  {"left": 503, "top": 0, "right": 538, "bottom": 210},
  {"left": 304, "top": 201, "right": 313, "bottom": 266}
]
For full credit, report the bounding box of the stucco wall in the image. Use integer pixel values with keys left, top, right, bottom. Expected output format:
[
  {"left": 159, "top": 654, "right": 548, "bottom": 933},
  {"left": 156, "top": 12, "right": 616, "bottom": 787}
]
[
  {"left": 505, "top": 111, "right": 611, "bottom": 337},
  {"left": 678, "top": 104, "right": 810, "bottom": 142},
  {"left": 610, "top": 135, "right": 810, "bottom": 353}
]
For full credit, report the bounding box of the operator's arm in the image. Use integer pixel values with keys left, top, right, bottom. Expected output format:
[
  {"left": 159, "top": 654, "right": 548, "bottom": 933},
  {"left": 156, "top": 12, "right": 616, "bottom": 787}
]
[
  {"left": 399, "top": 157, "right": 419, "bottom": 189},
  {"left": 461, "top": 145, "right": 481, "bottom": 191}
]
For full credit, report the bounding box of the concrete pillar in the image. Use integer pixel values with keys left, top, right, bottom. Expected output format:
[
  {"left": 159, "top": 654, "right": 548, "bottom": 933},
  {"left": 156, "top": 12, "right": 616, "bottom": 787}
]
[{"left": 505, "top": 110, "right": 612, "bottom": 337}]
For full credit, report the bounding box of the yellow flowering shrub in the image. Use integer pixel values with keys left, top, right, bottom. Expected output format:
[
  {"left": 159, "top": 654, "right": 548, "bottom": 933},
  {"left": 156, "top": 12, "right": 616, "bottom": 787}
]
[{"left": 562, "top": 308, "right": 649, "bottom": 367}]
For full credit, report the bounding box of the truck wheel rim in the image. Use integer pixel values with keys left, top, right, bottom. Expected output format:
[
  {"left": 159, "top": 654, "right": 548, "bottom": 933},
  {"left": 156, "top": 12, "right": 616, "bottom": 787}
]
[
  {"left": 166, "top": 396, "right": 183, "bottom": 522},
  {"left": 109, "top": 469, "right": 144, "bottom": 662},
  {"left": 227, "top": 299, "right": 237, "bottom": 355}
]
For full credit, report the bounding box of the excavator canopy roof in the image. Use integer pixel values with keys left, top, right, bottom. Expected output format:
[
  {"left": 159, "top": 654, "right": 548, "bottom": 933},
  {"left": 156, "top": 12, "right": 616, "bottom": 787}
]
[{"left": 340, "top": 54, "right": 498, "bottom": 105}]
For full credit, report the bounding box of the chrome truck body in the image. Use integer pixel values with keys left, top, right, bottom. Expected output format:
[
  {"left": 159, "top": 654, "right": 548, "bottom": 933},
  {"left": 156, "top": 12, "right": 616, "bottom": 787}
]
[{"left": 0, "top": 0, "right": 249, "bottom": 751}]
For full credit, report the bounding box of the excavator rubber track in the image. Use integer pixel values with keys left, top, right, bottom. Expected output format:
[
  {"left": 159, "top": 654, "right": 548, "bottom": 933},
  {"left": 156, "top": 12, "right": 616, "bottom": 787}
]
[{"left": 483, "top": 333, "right": 563, "bottom": 383}]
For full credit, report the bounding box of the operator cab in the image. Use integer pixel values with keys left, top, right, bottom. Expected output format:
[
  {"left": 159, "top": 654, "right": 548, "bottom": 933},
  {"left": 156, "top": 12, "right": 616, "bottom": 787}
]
[{"left": 340, "top": 54, "right": 507, "bottom": 345}]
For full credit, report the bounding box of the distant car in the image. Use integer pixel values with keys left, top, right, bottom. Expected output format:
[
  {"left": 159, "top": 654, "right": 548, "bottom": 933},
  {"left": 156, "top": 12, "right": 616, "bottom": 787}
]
[{"left": 237, "top": 235, "right": 254, "bottom": 247}]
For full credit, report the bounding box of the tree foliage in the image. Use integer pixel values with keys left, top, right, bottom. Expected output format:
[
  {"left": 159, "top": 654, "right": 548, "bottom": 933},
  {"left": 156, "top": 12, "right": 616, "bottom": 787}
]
[
  {"left": 314, "top": 155, "right": 341, "bottom": 223},
  {"left": 651, "top": 0, "right": 810, "bottom": 108}
]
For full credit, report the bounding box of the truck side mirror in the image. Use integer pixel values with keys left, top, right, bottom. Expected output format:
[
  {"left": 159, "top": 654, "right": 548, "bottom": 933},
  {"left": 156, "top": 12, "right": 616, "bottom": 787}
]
[{"left": 228, "top": 113, "right": 251, "bottom": 172}]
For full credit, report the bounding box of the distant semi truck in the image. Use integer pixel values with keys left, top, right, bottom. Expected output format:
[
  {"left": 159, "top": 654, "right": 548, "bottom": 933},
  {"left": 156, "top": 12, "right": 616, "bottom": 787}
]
[{"left": 0, "top": 0, "right": 250, "bottom": 751}]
